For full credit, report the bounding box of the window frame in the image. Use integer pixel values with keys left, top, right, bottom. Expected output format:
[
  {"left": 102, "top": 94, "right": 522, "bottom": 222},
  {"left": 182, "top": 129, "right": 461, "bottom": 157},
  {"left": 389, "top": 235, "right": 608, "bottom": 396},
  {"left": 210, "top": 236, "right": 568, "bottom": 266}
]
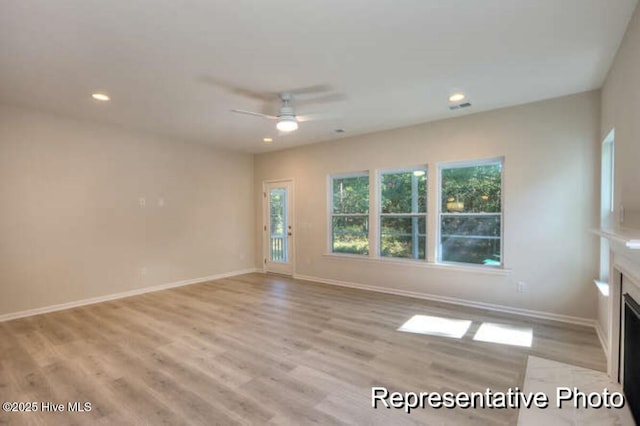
[
  {"left": 437, "top": 157, "right": 504, "bottom": 268},
  {"left": 328, "top": 171, "right": 370, "bottom": 256},
  {"left": 378, "top": 166, "right": 428, "bottom": 260}
]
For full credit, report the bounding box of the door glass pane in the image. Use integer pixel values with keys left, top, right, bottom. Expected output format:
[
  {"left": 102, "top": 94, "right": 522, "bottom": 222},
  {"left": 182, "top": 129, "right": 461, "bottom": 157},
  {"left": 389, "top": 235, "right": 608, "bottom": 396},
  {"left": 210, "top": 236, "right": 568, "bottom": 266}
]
[{"left": 270, "top": 188, "right": 287, "bottom": 262}]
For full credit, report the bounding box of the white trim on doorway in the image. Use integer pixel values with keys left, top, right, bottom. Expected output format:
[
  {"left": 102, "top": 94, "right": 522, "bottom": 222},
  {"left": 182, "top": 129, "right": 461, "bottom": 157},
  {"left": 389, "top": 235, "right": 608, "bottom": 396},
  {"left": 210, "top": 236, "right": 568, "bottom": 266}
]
[{"left": 263, "top": 178, "right": 296, "bottom": 276}]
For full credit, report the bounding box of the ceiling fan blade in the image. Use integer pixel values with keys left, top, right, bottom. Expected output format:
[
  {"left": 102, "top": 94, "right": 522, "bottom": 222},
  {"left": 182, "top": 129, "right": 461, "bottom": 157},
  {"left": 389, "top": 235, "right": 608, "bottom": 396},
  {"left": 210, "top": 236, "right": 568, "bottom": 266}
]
[
  {"left": 287, "top": 84, "right": 333, "bottom": 96},
  {"left": 297, "top": 112, "right": 338, "bottom": 122},
  {"left": 295, "top": 92, "right": 347, "bottom": 106},
  {"left": 231, "top": 109, "right": 277, "bottom": 120},
  {"left": 200, "top": 76, "right": 275, "bottom": 102}
]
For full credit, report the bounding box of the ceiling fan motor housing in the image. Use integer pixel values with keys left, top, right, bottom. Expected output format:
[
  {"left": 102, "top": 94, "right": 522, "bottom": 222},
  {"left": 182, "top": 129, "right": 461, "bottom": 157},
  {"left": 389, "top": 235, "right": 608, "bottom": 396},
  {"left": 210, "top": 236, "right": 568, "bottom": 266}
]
[{"left": 278, "top": 106, "right": 296, "bottom": 119}]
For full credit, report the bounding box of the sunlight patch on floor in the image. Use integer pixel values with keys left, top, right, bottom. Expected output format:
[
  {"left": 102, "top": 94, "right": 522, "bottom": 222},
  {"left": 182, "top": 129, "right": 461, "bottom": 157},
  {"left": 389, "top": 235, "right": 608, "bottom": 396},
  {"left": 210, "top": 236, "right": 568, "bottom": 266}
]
[
  {"left": 398, "top": 315, "right": 472, "bottom": 339},
  {"left": 473, "top": 322, "right": 533, "bottom": 347}
]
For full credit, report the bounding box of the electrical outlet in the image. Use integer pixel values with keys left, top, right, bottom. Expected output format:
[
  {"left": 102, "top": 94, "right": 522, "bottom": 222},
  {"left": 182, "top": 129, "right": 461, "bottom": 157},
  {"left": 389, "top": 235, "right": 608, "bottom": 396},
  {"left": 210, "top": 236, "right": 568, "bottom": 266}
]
[
  {"left": 157, "top": 197, "right": 165, "bottom": 207},
  {"left": 139, "top": 197, "right": 146, "bottom": 207},
  {"left": 517, "top": 281, "right": 527, "bottom": 293}
]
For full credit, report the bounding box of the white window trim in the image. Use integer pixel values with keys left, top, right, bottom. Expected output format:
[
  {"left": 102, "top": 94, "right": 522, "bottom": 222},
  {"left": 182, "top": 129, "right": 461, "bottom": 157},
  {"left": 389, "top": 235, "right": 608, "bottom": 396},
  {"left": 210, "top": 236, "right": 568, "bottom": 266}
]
[
  {"left": 369, "top": 170, "right": 379, "bottom": 258},
  {"left": 436, "top": 156, "right": 505, "bottom": 268},
  {"left": 321, "top": 252, "right": 512, "bottom": 276}
]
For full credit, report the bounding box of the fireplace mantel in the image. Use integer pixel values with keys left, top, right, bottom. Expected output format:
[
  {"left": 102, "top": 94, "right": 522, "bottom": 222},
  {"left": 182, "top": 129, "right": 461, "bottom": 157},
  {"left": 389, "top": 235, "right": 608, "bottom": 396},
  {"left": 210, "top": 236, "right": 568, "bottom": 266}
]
[
  {"left": 594, "top": 227, "right": 640, "bottom": 284},
  {"left": 594, "top": 227, "right": 640, "bottom": 250}
]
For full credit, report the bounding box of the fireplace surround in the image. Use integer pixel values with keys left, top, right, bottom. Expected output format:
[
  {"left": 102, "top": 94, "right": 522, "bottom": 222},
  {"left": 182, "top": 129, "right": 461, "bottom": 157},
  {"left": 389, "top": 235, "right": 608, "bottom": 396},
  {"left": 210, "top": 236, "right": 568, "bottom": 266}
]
[{"left": 596, "top": 227, "right": 640, "bottom": 422}]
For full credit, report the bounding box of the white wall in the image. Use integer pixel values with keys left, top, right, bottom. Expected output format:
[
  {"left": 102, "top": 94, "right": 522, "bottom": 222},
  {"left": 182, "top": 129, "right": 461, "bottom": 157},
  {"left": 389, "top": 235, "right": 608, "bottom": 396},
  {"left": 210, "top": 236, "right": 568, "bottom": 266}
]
[
  {"left": 255, "top": 91, "right": 601, "bottom": 320},
  {"left": 601, "top": 2, "right": 640, "bottom": 230},
  {"left": 0, "top": 104, "right": 255, "bottom": 317},
  {"left": 598, "top": 3, "right": 640, "bottom": 339}
]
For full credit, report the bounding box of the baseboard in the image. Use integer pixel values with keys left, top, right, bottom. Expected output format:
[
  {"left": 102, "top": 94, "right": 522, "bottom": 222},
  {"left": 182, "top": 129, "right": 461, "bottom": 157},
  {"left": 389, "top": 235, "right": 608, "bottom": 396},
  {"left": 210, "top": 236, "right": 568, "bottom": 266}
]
[
  {"left": 0, "top": 268, "right": 259, "bottom": 322},
  {"left": 294, "top": 273, "right": 598, "bottom": 328},
  {"left": 595, "top": 321, "right": 609, "bottom": 358}
]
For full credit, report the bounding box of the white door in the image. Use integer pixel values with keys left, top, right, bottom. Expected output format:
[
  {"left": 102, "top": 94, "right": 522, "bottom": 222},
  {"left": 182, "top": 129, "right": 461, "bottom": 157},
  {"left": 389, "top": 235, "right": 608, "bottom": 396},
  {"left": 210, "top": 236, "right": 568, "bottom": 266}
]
[{"left": 264, "top": 180, "right": 294, "bottom": 275}]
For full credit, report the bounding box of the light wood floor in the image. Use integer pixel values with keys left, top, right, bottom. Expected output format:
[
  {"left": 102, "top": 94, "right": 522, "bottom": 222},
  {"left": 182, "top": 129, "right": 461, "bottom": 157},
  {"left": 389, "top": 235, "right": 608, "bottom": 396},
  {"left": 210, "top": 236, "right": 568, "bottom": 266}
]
[{"left": 0, "top": 273, "right": 606, "bottom": 425}]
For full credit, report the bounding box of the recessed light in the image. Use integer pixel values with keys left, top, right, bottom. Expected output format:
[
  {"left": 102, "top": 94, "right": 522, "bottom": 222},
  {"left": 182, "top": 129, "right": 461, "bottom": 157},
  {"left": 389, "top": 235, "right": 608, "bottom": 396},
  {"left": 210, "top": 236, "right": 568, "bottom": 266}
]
[
  {"left": 449, "top": 93, "right": 465, "bottom": 102},
  {"left": 263, "top": 138, "right": 273, "bottom": 143},
  {"left": 92, "top": 93, "right": 110, "bottom": 101}
]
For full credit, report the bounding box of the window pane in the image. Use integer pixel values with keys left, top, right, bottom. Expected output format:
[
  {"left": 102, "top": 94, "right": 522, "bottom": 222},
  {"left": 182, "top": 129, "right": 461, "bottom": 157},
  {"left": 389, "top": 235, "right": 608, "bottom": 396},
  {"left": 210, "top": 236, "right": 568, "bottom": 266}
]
[
  {"left": 333, "top": 175, "right": 369, "bottom": 214},
  {"left": 441, "top": 215, "right": 501, "bottom": 265},
  {"left": 441, "top": 215, "right": 500, "bottom": 237},
  {"left": 381, "top": 170, "right": 427, "bottom": 214},
  {"left": 441, "top": 164, "right": 501, "bottom": 213},
  {"left": 381, "top": 216, "right": 426, "bottom": 259},
  {"left": 332, "top": 216, "right": 369, "bottom": 255}
]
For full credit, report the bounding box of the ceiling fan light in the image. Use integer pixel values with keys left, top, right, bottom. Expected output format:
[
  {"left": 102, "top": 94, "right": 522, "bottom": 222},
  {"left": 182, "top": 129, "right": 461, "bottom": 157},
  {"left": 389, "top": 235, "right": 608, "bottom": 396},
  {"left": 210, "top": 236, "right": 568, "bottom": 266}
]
[{"left": 276, "top": 117, "right": 298, "bottom": 132}]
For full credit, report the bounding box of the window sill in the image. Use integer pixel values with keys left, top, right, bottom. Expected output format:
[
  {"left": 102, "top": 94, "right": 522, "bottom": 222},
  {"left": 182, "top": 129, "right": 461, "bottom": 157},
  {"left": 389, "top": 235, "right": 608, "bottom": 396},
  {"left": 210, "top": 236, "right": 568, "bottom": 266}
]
[{"left": 322, "top": 253, "right": 512, "bottom": 276}]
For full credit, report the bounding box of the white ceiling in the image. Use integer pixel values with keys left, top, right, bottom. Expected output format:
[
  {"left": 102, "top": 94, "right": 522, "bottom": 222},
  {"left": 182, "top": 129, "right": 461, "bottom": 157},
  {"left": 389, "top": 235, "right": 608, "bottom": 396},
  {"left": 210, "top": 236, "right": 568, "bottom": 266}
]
[{"left": 1, "top": 0, "right": 637, "bottom": 153}]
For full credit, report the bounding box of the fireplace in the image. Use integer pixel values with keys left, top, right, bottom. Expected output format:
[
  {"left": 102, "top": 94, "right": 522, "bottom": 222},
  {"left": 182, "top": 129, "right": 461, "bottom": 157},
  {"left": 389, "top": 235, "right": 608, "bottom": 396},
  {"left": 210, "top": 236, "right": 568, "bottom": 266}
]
[
  {"left": 595, "top": 226, "right": 640, "bottom": 414},
  {"left": 624, "top": 293, "right": 640, "bottom": 422}
]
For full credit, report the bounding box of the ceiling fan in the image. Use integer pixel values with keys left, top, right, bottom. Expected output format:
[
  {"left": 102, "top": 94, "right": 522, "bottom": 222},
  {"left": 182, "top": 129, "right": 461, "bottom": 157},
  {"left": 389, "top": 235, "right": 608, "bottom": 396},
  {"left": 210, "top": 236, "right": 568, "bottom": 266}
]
[
  {"left": 231, "top": 92, "right": 330, "bottom": 133},
  {"left": 199, "top": 75, "right": 346, "bottom": 134},
  {"left": 197, "top": 77, "right": 343, "bottom": 133}
]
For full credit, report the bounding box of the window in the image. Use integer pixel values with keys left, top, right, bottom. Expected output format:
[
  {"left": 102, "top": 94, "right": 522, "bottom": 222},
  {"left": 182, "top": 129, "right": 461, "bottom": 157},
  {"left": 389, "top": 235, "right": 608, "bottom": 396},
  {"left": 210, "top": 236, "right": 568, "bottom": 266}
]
[
  {"left": 599, "top": 130, "right": 615, "bottom": 284},
  {"left": 331, "top": 173, "right": 369, "bottom": 255},
  {"left": 328, "top": 159, "right": 504, "bottom": 268},
  {"left": 439, "top": 159, "right": 503, "bottom": 266},
  {"left": 380, "top": 168, "right": 427, "bottom": 259},
  {"left": 601, "top": 130, "right": 615, "bottom": 228}
]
